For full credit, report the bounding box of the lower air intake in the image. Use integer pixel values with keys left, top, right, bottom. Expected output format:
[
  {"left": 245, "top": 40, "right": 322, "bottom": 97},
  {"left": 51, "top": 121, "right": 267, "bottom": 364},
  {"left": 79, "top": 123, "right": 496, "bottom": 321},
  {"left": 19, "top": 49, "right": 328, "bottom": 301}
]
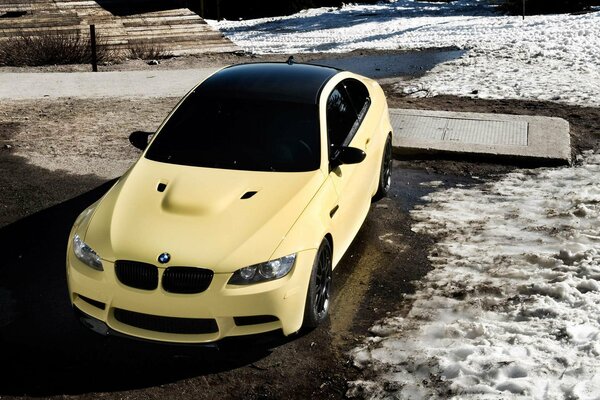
[{"left": 114, "top": 308, "right": 218, "bottom": 335}]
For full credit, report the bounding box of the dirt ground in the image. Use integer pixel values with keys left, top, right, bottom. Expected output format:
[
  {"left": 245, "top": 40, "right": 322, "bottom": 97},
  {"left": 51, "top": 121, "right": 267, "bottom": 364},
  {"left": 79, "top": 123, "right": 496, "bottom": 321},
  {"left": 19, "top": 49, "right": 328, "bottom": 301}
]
[{"left": 0, "top": 62, "right": 598, "bottom": 399}]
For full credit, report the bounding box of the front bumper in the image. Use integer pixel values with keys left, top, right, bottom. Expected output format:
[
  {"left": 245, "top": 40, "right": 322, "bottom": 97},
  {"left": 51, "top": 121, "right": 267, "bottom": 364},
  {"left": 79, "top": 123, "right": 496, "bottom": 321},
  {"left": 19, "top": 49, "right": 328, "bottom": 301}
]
[{"left": 66, "top": 249, "right": 316, "bottom": 344}]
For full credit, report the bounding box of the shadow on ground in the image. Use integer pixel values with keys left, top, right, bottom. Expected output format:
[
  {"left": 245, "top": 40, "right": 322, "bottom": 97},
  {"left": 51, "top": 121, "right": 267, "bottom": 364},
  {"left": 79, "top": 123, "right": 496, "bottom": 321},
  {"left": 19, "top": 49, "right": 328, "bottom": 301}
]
[
  {"left": 0, "top": 154, "right": 289, "bottom": 397},
  {"left": 0, "top": 145, "right": 453, "bottom": 397}
]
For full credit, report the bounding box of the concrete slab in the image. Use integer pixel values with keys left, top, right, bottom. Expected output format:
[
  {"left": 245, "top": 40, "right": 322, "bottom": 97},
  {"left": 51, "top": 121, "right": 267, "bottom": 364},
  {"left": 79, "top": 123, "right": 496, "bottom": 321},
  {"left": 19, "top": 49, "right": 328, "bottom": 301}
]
[{"left": 390, "top": 109, "right": 571, "bottom": 165}]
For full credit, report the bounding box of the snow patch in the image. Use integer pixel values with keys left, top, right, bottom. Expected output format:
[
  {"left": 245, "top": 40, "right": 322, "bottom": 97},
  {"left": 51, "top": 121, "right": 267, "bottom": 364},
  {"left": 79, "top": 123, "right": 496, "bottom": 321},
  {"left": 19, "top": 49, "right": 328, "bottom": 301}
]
[
  {"left": 419, "top": 180, "right": 444, "bottom": 188},
  {"left": 211, "top": 0, "right": 600, "bottom": 107},
  {"left": 350, "top": 152, "right": 600, "bottom": 399}
]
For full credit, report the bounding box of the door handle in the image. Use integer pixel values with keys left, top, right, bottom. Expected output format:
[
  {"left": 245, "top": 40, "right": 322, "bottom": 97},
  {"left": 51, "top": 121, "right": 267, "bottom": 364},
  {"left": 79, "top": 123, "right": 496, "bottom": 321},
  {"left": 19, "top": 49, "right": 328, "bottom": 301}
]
[{"left": 365, "top": 138, "right": 370, "bottom": 149}]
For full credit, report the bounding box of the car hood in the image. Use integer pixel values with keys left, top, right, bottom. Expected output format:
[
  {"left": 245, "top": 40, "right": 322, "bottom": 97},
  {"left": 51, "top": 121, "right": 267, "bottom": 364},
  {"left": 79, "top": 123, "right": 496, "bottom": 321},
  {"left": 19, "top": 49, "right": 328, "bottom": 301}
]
[{"left": 84, "top": 158, "right": 325, "bottom": 272}]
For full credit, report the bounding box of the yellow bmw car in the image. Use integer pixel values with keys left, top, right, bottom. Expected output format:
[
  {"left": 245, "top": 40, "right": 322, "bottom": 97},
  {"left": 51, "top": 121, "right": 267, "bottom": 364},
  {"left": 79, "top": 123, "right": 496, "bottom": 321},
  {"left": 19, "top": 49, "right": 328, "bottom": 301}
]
[{"left": 67, "top": 62, "right": 393, "bottom": 344}]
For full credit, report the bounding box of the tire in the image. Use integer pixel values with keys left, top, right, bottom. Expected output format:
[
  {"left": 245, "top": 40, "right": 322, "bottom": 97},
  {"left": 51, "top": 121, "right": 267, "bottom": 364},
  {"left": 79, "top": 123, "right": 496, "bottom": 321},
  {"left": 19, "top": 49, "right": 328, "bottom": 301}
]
[
  {"left": 373, "top": 134, "right": 392, "bottom": 201},
  {"left": 303, "top": 239, "right": 333, "bottom": 329}
]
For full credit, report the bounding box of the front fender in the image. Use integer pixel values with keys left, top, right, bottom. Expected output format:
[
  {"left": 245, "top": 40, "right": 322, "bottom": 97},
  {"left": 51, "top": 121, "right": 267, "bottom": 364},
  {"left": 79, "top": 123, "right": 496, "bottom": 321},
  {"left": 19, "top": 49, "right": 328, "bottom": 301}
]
[{"left": 271, "top": 177, "right": 338, "bottom": 266}]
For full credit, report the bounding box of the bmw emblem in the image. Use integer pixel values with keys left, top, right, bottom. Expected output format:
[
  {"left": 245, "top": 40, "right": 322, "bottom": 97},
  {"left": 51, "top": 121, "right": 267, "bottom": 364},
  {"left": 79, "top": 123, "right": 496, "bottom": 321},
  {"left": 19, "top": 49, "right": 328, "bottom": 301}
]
[{"left": 158, "top": 252, "right": 171, "bottom": 264}]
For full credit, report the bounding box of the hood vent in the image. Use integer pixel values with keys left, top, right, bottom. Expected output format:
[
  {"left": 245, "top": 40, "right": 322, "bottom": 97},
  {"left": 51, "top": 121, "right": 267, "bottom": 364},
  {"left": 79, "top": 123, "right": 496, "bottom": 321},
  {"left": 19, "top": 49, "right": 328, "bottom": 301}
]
[{"left": 240, "top": 191, "right": 258, "bottom": 199}]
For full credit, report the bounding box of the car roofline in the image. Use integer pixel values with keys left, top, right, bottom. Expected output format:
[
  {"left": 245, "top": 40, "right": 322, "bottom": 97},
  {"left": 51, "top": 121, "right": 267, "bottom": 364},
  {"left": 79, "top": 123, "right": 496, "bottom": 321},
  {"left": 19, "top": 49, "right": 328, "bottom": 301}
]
[
  {"left": 221, "top": 60, "right": 344, "bottom": 73},
  {"left": 195, "top": 61, "right": 342, "bottom": 105}
]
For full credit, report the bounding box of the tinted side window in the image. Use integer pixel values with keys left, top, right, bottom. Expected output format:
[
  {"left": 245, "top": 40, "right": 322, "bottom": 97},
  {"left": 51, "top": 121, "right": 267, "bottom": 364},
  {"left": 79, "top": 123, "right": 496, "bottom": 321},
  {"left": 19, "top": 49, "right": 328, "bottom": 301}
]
[
  {"left": 326, "top": 79, "right": 371, "bottom": 157},
  {"left": 326, "top": 85, "right": 357, "bottom": 149},
  {"left": 344, "top": 79, "right": 370, "bottom": 115}
]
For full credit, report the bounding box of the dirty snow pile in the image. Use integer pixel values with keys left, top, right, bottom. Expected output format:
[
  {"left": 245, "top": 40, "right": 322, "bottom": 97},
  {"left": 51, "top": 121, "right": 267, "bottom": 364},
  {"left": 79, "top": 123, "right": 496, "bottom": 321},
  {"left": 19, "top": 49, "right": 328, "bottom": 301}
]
[
  {"left": 348, "top": 152, "right": 600, "bottom": 399},
  {"left": 212, "top": 0, "right": 600, "bottom": 106}
]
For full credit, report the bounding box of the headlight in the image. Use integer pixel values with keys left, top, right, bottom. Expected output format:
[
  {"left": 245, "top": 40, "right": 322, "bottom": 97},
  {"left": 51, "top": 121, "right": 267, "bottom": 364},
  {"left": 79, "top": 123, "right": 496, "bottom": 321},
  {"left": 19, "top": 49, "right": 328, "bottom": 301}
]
[
  {"left": 228, "top": 254, "right": 296, "bottom": 285},
  {"left": 72, "top": 234, "right": 103, "bottom": 271}
]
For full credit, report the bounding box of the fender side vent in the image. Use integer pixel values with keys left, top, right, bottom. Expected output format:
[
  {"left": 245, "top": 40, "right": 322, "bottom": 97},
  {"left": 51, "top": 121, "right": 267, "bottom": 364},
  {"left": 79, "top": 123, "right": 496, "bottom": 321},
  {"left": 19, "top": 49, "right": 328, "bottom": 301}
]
[{"left": 240, "top": 191, "right": 257, "bottom": 199}]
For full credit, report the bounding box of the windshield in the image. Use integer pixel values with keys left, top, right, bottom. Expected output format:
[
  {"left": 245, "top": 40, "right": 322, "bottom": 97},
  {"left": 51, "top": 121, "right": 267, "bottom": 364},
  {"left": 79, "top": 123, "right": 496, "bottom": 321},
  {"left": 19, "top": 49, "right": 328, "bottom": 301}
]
[{"left": 145, "top": 93, "right": 321, "bottom": 172}]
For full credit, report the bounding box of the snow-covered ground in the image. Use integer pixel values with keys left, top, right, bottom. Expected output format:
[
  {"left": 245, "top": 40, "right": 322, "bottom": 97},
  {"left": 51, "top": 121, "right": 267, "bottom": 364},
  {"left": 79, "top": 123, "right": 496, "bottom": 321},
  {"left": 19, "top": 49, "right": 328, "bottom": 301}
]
[
  {"left": 348, "top": 152, "right": 600, "bottom": 399},
  {"left": 212, "top": 0, "right": 600, "bottom": 107}
]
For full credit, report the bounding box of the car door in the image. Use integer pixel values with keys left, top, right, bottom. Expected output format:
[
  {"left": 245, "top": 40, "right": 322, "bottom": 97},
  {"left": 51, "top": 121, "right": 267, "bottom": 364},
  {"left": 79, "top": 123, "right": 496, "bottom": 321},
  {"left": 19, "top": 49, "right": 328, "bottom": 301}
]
[{"left": 326, "top": 78, "right": 374, "bottom": 266}]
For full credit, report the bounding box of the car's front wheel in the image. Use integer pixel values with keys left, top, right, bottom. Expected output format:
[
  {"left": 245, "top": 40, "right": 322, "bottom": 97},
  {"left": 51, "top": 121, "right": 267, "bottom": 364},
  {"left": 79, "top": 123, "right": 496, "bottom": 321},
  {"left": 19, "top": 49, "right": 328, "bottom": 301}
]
[
  {"left": 373, "top": 134, "right": 392, "bottom": 201},
  {"left": 303, "top": 239, "right": 332, "bottom": 329}
]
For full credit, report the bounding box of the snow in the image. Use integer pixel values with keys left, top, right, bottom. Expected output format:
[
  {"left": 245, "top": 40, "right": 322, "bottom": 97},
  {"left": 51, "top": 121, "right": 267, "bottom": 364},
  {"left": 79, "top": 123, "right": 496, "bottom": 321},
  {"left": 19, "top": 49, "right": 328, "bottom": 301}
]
[
  {"left": 211, "top": 0, "right": 600, "bottom": 107},
  {"left": 348, "top": 152, "right": 600, "bottom": 399}
]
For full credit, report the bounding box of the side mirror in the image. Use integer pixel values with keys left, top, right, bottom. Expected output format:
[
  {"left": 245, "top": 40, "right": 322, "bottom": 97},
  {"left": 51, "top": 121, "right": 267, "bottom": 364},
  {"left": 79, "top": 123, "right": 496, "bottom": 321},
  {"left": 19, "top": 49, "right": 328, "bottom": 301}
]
[
  {"left": 332, "top": 146, "right": 366, "bottom": 167},
  {"left": 129, "top": 131, "right": 153, "bottom": 150}
]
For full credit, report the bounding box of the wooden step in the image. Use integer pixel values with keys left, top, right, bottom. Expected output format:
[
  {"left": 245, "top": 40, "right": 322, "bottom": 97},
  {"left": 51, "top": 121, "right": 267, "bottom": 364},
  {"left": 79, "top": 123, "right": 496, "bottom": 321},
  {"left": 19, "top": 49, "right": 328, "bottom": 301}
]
[
  {"left": 0, "top": 1, "right": 239, "bottom": 55},
  {"left": 119, "top": 9, "right": 202, "bottom": 18},
  {"left": 122, "top": 35, "right": 222, "bottom": 43},
  {"left": 0, "top": 27, "right": 81, "bottom": 37},
  {"left": 122, "top": 16, "right": 205, "bottom": 27},
  {"left": 125, "top": 25, "right": 214, "bottom": 34}
]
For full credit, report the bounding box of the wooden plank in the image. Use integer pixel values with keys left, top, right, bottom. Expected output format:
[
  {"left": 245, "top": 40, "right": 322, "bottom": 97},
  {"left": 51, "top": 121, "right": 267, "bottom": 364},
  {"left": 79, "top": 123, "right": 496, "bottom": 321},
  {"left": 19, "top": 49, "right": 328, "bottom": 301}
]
[
  {"left": 122, "top": 17, "right": 204, "bottom": 27},
  {"left": 0, "top": 28, "right": 80, "bottom": 37},
  {"left": 126, "top": 35, "right": 228, "bottom": 45},
  {"left": 124, "top": 26, "right": 213, "bottom": 34}
]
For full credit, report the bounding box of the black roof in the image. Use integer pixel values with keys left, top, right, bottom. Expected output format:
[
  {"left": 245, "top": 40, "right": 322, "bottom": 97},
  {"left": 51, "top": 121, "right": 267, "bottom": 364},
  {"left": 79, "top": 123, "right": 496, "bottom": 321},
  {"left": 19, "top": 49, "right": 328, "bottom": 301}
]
[{"left": 195, "top": 62, "right": 340, "bottom": 105}]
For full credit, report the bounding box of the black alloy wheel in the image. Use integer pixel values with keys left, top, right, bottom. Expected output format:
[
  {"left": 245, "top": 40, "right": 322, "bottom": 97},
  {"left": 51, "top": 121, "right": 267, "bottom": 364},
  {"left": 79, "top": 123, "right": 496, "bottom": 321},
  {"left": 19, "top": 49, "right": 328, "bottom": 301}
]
[
  {"left": 373, "top": 134, "right": 392, "bottom": 201},
  {"left": 303, "top": 239, "right": 332, "bottom": 329}
]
